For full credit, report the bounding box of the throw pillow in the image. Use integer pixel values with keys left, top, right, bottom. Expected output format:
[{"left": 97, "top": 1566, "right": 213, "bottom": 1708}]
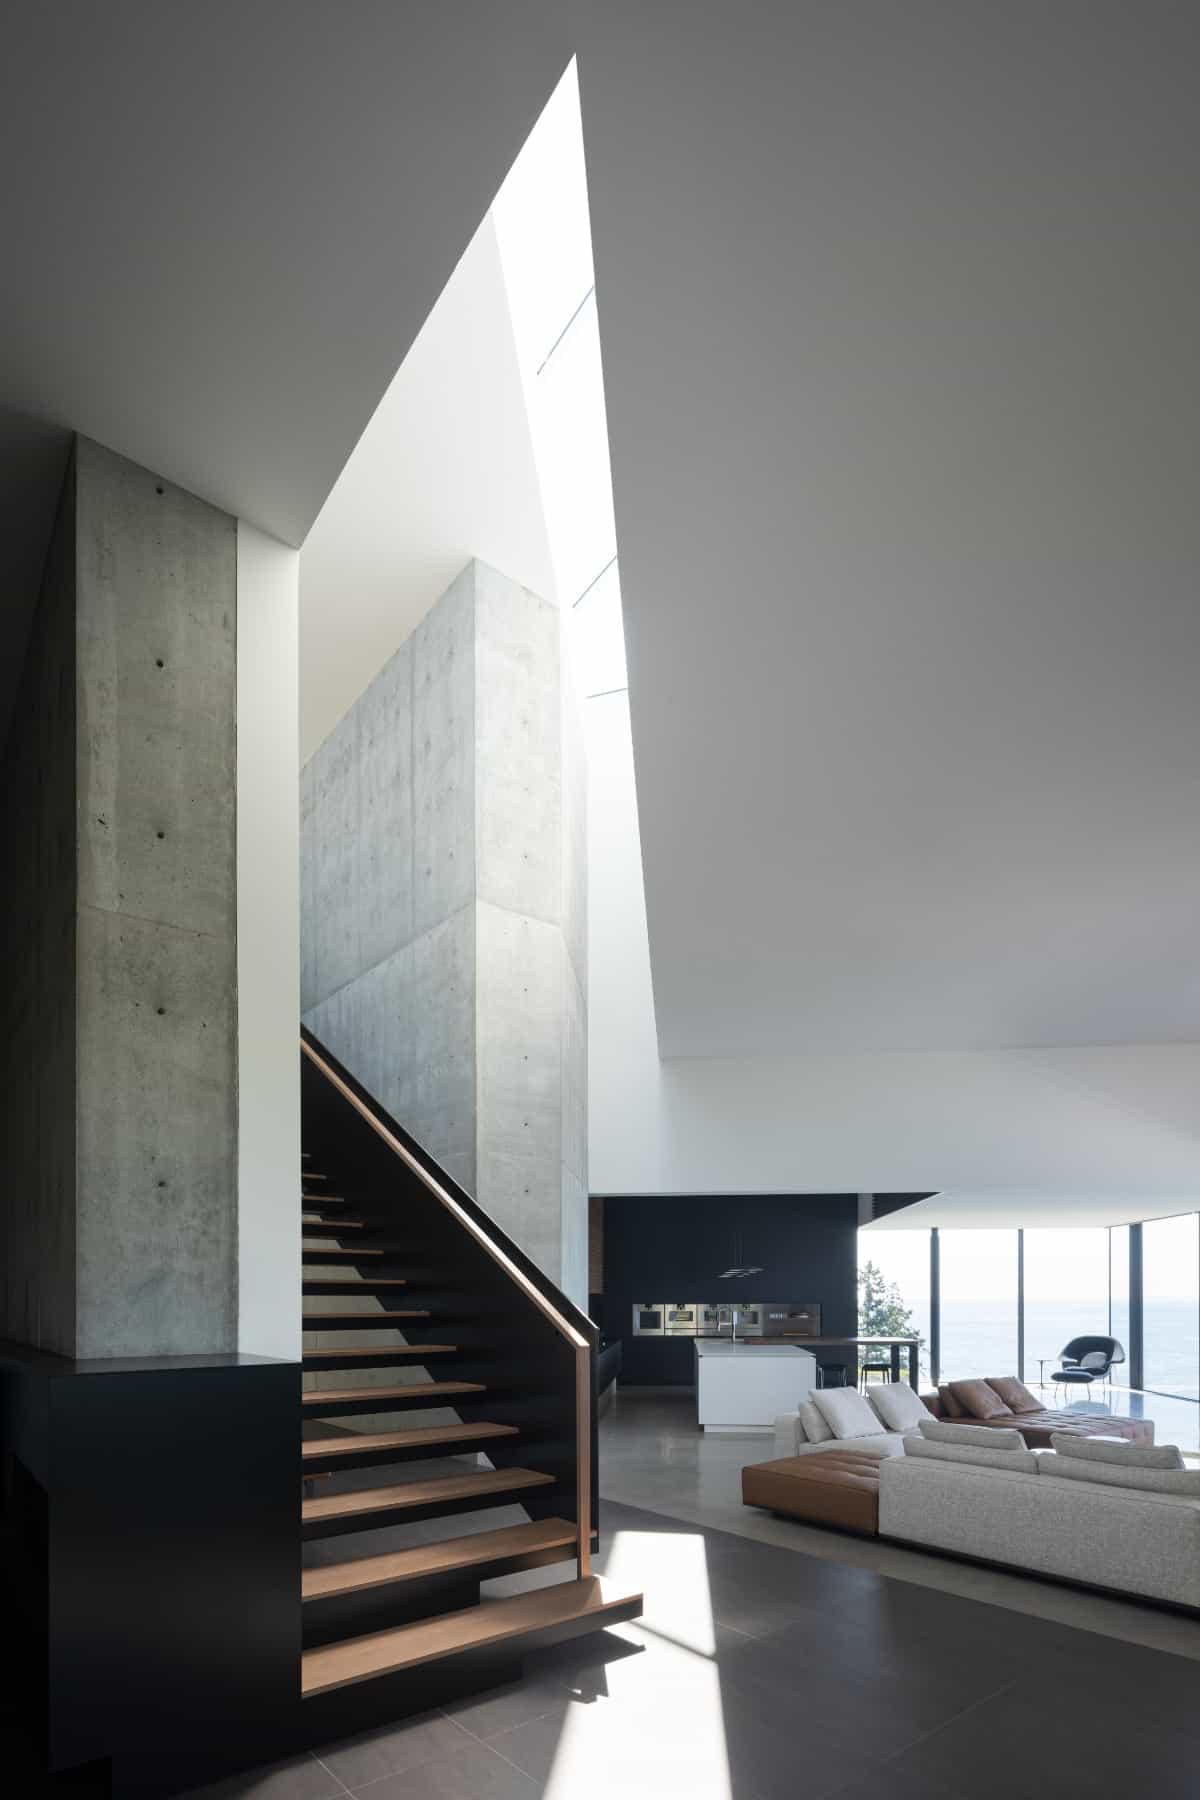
[
  {"left": 919, "top": 1417, "right": 1027, "bottom": 1452},
  {"left": 937, "top": 1384, "right": 965, "bottom": 1418},
  {"left": 1044, "top": 1459, "right": 1200, "bottom": 1496},
  {"left": 797, "top": 1397, "right": 834, "bottom": 1443},
  {"left": 905, "top": 1434, "right": 1041, "bottom": 1476},
  {"left": 985, "top": 1376, "right": 1042, "bottom": 1415},
  {"left": 947, "top": 1378, "right": 1015, "bottom": 1420},
  {"left": 811, "top": 1386, "right": 887, "bottom": 1440},
  {"left": 1050, "top": 1434, "right": 1183, "bottom": 1470},
  {"left": 868, "top": 1382, "right": 932, "bottom": 1433}
]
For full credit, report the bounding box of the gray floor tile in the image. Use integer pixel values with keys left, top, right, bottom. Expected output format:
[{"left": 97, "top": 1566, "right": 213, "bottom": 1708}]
[
  {"left": 313, "top": 1708, "right": 476, "bottom": 1788},
  {"left": 346, "top": 1736, "right": 541, "bottom": 1799},
  {"left": 179, "top": 1752, "right": 345, "bottom": 1800},
  {"left": 875, "top": 1676, "right": 1200, "bottom": 1798},
  {"left": 441, "top": 1674, "right": 574, "bottom": 1741}
]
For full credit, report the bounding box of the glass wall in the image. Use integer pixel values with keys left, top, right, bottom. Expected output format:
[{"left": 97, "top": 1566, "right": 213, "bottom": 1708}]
[
  {"left": 1143, "top": 1212, "right": 1200, "bottom": 1400},
  {"left": 861, "top": 1215, "right": 1200, "bottom": 1406},
  {"left": 1109, "top": 1225, "right": 1131, "bottom": 1386},
  {"left": 857, "top": 1230, "right": 931, "bottom": 1384},
  {"left": 937, "top": 1230, "right": 1019, "bottom": 1381},
  {"left": 1022, "top": 1228, "right": 1111, "bottom": 1387}
]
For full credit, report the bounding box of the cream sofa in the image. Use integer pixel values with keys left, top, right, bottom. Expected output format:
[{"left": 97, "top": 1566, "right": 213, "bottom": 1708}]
[{"left": 879, "top": 1423, "right": 1200, "bottom": 1609}]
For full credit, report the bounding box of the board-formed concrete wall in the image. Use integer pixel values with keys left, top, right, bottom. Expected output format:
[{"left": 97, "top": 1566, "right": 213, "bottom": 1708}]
[
  {"left": 74, "top": 438, "right": 238, "bottom": 1357},
  {"left": 0, "top": 437, "right": 240, "bottom": 1358},
  {"left": 301, "top": 559, "right": 586, "bottom": 1303}
]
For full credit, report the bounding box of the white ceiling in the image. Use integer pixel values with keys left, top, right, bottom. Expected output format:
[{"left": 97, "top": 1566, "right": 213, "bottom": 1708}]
[
  {"left": 299, "top": 215, "right": 554, "bottom": 760},
  {"left": 866, "top": 1192, "right": 1197, "bottom": 1232},
  {"left": 0, "top": 0, "right": 567, "bottom": 739},
  {"left": 575, "top": 0, "right": 1200, "bottom": 1059}
]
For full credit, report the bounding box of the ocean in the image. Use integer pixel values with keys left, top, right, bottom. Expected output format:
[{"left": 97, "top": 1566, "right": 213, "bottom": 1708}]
[{"left": 931, "top": 1298, "right": 1199, "bottom": 1398}]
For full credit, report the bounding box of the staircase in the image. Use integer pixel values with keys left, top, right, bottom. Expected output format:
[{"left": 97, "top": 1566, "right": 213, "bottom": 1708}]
[{"left": 297, "top": 1029, "right": 641, "bottom": 1730}]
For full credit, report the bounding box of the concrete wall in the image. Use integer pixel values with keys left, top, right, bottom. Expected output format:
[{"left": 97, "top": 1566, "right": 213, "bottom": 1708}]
[
  {"left": 302, "top": 559, "right": 586, "bottom": 1302},
  {"left": 0, "top": 437, "right": 245, "bottom": 1359},
  {"left": 236, "top": 523, "right": 301, "bottom": 1361},
  {"left": 74, "top": 438, "right": 238, "bottom": 1358},
  {"left": 0, "top": 451, "right": 78, "bottom": 1354}
]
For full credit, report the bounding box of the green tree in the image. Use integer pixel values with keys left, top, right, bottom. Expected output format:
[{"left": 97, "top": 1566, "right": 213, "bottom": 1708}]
[{"left": 858, "top": 1261, "right": 925, "bottom": 1379}]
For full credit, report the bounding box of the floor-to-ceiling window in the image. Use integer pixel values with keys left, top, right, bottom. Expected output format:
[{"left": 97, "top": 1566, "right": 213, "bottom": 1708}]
[
  {"left": 1022, "top": 1228, "right": 1111, "bottom": 1387},
  {"left": 936, "top": 1230, "right": 1019, "bottom": 1381},
  {"left": 1142, "top": 1211, "right": 1200, "bottom": 1400},
  {"left": 1108, "top": 1224, "right": 1131, "bottom": 1385},
  {"left": 856, "top": 1229, "right": 931, "bottom": 1384}
]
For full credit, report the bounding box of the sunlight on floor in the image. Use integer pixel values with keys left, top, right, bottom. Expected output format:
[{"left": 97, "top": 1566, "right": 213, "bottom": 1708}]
[{"left": 543, "top": 1530, "right": 734, "bottom": 1799}]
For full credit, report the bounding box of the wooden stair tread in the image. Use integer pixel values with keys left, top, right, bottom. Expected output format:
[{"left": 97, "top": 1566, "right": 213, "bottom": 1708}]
[
  {"left": 302, "top": 1422, "right": 517, "bottom": 1462},
  {"left": 303, "top": 1244, "right": 389, "bottom": 1257},
  {"left": 303, "top": 1310, "right": 430, "bottom": 1323},
  {"left": 305, "top": 1345, "right": 457, "bottom": 1361},
  {"left": 303, "top": 1172, "right": 329, "bottom": 1181},
  {"left": 302, "top": 1577, "right": 639, "bottom": 1697},
  {"left": 302, "top": 1519, "right": 577, "bottom": 1601},
  {"left": 304, "top": 1277, "right": 407, "bottom": 1288},
  {"left": 303, "top": 1194, "right": 344, "bottom": 1203},
  {"left": 302, "top": 1467, "right": 553, "bottom": 1525},
  {"left": 303, "top": 1380, "right": 484, "bottom": 1407},
  {"left": 302, "top": 1215, "right": 367, "bottom": 1227}
]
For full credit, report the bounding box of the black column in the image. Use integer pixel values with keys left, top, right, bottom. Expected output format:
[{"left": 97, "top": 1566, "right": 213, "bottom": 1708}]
[
  {"left": 1129, "top": 1223, "right": 1144, "bottom": 1390},
  {"left": 1017, "top": 1230, "right": 1025, "bottom": 1383},
  {"left": 929, "top": 1228, "right": 940, "bottom": 1387}
]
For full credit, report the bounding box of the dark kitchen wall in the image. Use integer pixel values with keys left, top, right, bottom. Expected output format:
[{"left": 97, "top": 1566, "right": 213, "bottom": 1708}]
[{"left": 601, "top": 1193, "right": 859, "bottom": 1386}]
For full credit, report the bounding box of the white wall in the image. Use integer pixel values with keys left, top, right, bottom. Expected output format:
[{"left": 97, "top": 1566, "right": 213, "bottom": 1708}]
[
  {"left": 587, "top": 688, "right": 1200, "bottom": 1222},
  {"left": 300, "top": 216, "right": 555, "bottom": 761},
  {"left": 237, "top": 522, "right": 301, "bottom": 1359}
]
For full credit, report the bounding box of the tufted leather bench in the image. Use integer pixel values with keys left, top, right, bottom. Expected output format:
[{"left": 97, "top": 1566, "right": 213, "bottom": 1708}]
[{"left": 741, "top": 1449, "right": 882, "bottom": 1535}]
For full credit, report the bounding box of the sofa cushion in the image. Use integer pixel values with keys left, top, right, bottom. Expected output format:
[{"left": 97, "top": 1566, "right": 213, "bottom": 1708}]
[
  {"left": 1044, "top": 1457, "right": 1200, "bottom": 1496},
  {"left": 812, "top": 1386, "right": 887, "bottom": 1439},
  {"left": 904, "top": 1433, "right": 1041, "bottom": 1476},
  {"left": 797, "top": 1397, "right": 834, "bottom": 1443},
  {"left": 937, "top": 1384, "right": 965, "bottom": 1418},
  {"left": 868, "top": 1382, "right": 932, "bottom": 1433},
  {"left": 919, "top": 1417, "right": 1027, "bottom": 1452},
  {"left": 985, "top": 1376, "right": 1042, "bottom": 1414},
  {"left": 1050, "top": 1434, "right": 1183, "bottom": 1471},
  {"left": 947, "top": 1378, "right": 1014, "bottom": 1420}
]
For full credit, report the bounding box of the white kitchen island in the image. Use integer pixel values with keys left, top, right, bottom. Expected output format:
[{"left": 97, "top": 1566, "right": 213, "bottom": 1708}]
[{"left": 694, "top": 1339, "right": 817, "bottom": 1432}]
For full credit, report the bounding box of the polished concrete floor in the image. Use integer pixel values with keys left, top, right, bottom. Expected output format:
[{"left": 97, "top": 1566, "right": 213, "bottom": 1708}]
[{"left": 156, "top": 1389, "right": 1200, "bottom": 1800}]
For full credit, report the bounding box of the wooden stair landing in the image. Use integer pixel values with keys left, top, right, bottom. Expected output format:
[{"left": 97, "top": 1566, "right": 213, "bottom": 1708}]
[
  {"left": 302, "top": 1519, "right": 578, "bottom": 1603},
  {"left": 302, "top": 1577, "right": 641, "bottom": 1697}
]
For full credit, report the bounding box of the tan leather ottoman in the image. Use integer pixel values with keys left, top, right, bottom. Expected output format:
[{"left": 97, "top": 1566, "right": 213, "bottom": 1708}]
[{"left": 741, "top": 1450, "right": 881, "bottom": 1535}]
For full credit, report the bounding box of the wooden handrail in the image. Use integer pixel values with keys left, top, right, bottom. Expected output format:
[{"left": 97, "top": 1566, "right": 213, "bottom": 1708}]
[{"left": 300, "top": 1037, "right": 592, "bottom": 1578}]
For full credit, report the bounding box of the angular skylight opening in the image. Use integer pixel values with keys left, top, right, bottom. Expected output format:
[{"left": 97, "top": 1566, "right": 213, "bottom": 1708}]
[{"left": 492, "top": 60, "right": 629, "bottom": 704}]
